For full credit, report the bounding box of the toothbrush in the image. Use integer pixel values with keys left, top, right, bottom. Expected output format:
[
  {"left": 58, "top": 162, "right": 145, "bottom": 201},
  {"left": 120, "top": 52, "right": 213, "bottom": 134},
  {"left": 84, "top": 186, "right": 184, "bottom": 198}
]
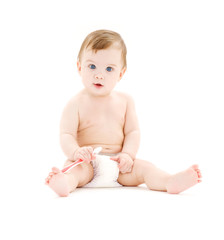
[{"left": 61, "top": 147, "right": 102, "bottom": 174}]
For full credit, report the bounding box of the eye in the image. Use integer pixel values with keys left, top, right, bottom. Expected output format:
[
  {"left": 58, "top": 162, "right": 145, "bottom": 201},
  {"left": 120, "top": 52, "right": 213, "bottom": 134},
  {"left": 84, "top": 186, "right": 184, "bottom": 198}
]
[
  {"left": 106, "top": 66, "right": 113, "bottom": 72},
  {"left": 89, "top": 64, "right": 96, "bottom": 70}
]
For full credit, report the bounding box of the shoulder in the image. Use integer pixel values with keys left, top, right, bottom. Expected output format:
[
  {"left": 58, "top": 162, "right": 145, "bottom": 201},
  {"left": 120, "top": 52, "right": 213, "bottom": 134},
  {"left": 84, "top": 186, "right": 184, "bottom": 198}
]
[
  {"left": 113, "top": 91, "right": 135, "bottom": 104},
  {"left": 64, "top": 90, "right": 86, "bottom": 109},
  {"left": 112, "top": 92, "right": 136, "bottom": 114},
  {"left": 61, "top": 93, "right": 83, "bottom": 117}
]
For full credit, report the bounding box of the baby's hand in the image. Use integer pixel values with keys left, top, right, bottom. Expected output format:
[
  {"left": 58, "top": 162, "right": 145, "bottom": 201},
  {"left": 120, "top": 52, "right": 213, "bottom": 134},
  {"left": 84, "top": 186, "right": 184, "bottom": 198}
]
[
  {"left": 74, "top": 146, "right": 95, "bottom": 163},
  {"left": 110, "top": 153, "right": 134, "bottom": 173}
]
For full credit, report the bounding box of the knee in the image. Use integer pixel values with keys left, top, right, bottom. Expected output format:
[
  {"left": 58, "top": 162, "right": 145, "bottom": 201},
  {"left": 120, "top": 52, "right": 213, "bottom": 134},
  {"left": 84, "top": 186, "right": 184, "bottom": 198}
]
[
  {"left": 76, "top": 162, "right": 94, "bottom": 187},
  {"left": 132, "top": 159, "right": 152, "bottom": 181},
  {"left": 63, "top": 159, "right": 73, "bottom": 167},
  {"left": 133, "top": 159, "right": 155, "bottom": 176},
  {"left": 134, "top": 159, "right": 154, "bottom": 169},
  {"left": 64, "top": 160, "right": 93, "bottom": 176},
  {"left": 64, "top": 160, "right": 94, "bottom": 187}
]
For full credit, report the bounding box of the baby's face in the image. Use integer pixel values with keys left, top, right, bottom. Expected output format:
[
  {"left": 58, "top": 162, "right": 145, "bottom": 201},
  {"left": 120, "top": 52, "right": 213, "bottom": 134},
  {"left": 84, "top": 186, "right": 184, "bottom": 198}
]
[{"left": 77, "top": 46, "right": 126, "bottom": 97}]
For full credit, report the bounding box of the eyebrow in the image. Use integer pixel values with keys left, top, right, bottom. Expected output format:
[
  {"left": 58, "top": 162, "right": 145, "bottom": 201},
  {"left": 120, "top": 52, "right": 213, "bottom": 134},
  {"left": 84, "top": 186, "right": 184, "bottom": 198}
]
[
  {"left": 85, "top": 59, "right": 96, "bottom": 64},
  {"left": 107, "top": 64, "right": 117, "bottom": 67},
  {"left": 85, "top": 60, "right": 117, "bottom": 67}
]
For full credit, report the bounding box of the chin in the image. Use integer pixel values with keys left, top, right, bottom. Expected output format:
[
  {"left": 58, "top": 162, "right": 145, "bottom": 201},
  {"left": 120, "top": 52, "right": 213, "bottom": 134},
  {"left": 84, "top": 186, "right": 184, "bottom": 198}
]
[{"left": 91, "top": 90, "right": 112, "bottom": 97}]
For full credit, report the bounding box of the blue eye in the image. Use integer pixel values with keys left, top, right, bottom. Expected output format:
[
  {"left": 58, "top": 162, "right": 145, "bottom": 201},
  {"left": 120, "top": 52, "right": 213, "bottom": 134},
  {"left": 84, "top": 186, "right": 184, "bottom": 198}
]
[
  {"left": 106, "top": 67, "right": 113, "bottom": 72},
  {"left": 89, "top": 64, "right": 96, "bottom": 69}
]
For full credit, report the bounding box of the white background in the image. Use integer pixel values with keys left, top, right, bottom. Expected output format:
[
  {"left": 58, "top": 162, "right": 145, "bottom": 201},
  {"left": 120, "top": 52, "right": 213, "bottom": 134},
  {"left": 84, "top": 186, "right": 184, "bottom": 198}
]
[{"left": 0, "top": 0, "right": 223, "bottom": 239}]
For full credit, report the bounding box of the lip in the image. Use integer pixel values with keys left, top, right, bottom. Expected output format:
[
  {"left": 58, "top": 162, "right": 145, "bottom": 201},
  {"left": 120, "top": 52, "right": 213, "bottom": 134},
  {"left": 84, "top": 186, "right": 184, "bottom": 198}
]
[{"left": 93, "top": 83, "right": 104, "bottom": 88}]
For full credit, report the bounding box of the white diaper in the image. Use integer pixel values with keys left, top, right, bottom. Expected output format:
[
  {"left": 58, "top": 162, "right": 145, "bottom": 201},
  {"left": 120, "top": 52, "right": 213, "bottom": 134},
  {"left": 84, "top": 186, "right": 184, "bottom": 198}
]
[{"left": 83, "top": 154, "right": 122, "bottom": 188}]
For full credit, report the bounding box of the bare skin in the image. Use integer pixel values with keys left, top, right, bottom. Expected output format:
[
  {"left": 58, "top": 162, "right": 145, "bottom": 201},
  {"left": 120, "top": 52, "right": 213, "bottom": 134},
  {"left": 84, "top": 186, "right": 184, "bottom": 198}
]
[
  {"left": 45, "top": 45, "right": 202, "bottom": 197},
  {"left": 46, "top": 161, "right": 94, "bottom": 197},
  {"left": 45, "top": 160, "right": 202, "bottom": 196}
]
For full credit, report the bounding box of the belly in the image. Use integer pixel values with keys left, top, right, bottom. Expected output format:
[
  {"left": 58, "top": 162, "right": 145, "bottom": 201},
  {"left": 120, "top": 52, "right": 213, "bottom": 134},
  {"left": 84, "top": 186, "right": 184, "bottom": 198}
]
[{"left": 77, "top": 125, "right": 124, "bottom": 154}]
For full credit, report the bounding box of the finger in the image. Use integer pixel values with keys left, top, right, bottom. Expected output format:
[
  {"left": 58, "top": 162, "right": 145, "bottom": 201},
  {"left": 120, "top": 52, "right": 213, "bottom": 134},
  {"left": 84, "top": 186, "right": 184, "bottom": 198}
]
[
  {"left": 121, "top": 167, "right": 129, "bottom": 173},
  {"left": 123, "top": 167, "right": 131, "bottom": 173},
  {"left": 76, "top": 147, "right": 91, "bottom": 160},
  {"left": 110, "top": 157, "right": 119, "bottom": 161},
  {"left": 87, "top": 147, "right": 93, "bottom": 156},
  {"left": 91, "top": 150, "right": 98, "bottom": 160},
  {"left": 122, "top": 163, "right": 132, "bottom": 173},
  {"left": 85, "top": 152, "right": 92, "bottom": 161},
  {"left": 119, "top": 164, "right": 126, "bottom": 171},
  {"left": 86, "top": 151, "right": 94, "bottom": 162},
  {"left": 76, "top": 153, "right": 82, "bottom": 160},
  {"left": 82, "top": 148, "right": 92, "bottom": 159},
  {"left": 85, "top": 147, "right": 93, "bottom": 158},
  {"left": 118, "top": 161, "right": 126, "bottom": 170},
  {"left": 77, "top": 153, "right": 88, "bottom": 161},
  {"left": 74, "top": 151, "right": 81, "bottom": 160},
  {"left": 86, "top": 147, "right": 96, "bottom": 161},
  {"left": 120, "top": 168, "right": 127, "bottom": 174},
  {"left": 86, "top": 146, "right": 93, "bottom": 153}
]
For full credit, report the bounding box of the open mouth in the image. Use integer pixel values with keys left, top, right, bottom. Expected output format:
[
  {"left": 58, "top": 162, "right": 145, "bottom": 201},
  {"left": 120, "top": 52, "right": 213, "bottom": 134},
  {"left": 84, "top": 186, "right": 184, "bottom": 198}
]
[{"left": 93, "top": 83, "right": 104, "bottom": 88}]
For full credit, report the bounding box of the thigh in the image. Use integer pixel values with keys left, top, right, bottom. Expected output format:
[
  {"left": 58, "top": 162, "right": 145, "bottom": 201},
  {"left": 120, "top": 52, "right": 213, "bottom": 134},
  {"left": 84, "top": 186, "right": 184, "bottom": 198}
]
[
  {"left": 117, "top": 159, "right": 151, "bottom": 186},
  {"left": 64, "top": 160, "right": 94, "bottom": 187}
]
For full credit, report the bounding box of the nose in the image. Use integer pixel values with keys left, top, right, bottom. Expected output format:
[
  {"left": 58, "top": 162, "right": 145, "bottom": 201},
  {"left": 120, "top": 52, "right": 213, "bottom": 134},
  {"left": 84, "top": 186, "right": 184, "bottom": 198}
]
[{"left": 95, "top": 73, "right": 104, "bottom": 80}]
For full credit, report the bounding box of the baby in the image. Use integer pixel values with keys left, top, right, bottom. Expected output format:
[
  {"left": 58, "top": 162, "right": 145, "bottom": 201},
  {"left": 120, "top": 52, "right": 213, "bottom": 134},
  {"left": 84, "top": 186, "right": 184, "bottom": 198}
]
[{"left": 45, "top": 30, "right": 202, "bottom": 197}]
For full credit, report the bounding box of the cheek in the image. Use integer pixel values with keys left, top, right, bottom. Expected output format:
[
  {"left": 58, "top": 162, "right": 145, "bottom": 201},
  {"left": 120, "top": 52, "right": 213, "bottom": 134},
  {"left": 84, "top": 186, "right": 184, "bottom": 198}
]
[
  {"left": 108, "top": 70, "right": 119, "bottom": 78},
  {"left": 82, "top": 70, "right": 92, "bottom": 80},
  {"left": 111, "top": 72, "right": 121, "bottom": 81},
  {"left": 107, "top": 73, "right": 119, "bottom": 86}
]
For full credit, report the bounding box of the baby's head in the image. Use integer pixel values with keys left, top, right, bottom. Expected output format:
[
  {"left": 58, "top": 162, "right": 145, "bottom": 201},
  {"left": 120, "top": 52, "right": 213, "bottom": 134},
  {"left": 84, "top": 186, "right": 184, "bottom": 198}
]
[
  {"left": 77, "top": 30, "right": 127, "bottom": 97},
  {"left": 78, "top": 29, "right": 127, "bottom": 69}
]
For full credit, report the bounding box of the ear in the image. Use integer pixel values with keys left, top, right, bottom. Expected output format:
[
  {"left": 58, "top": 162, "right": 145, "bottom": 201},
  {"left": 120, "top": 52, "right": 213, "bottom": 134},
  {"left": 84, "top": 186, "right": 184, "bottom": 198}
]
[
  {"left": 77, "top": 60, "right": 82, "bottom": 76},
  {"left": 119, "top": 67, "right": 126, "bottom": 81}
]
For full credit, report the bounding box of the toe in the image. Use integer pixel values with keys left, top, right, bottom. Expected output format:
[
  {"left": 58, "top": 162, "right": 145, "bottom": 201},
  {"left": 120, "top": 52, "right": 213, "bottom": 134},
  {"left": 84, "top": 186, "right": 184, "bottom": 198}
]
[
  {"left": 46, "top": 176, "right": 51, "bottom": 182},
  {"left": 52, "top": 167, "right": 61, "bottom": 174},
  {"left": 191, "top": 165, "right": 202, "bottom": 178},
  {"left": 45, "top": 178, "right": 49, "bottom": 184},
  {"left": 45, "top": 171, "right": 54, "bottom": 184},
  {"left": 191, "top": 164, "right": 199, "bottom": 170},
  {"left": 195, "top": 169, "right": 202, "bottom": 178}
]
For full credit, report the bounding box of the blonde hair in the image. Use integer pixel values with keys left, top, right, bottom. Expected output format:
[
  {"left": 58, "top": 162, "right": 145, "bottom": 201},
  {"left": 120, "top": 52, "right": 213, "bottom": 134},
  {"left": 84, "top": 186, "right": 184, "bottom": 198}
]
[{"left": 78, "top": 29, "right": 127, "bottom": 69}]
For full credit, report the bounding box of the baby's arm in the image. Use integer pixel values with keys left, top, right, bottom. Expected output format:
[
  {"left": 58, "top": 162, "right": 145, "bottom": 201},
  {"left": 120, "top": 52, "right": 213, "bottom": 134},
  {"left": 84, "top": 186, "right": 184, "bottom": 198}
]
[
  {"left": 60, "top": 97, "right": 80, "bottom": 160},
  {"left": 121, "top": 95, "right": 140, "bottom": 159}
]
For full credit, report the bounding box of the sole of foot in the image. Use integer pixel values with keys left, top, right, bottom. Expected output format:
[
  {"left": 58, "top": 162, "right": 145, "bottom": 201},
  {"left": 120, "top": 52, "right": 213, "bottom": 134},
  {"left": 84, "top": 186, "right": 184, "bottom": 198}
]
[
  {"left": 45, "top": 167, "right": 70, "bottom": 197},
  {"left": 166, "top": 164, "right": 202, "bottom": 194}
]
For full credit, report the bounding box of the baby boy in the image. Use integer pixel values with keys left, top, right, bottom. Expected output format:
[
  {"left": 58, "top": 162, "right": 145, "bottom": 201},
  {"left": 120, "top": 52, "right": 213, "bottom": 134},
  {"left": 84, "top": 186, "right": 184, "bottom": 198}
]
[{"left": 45, "top": 30, "right": 202, "bottom": 197}]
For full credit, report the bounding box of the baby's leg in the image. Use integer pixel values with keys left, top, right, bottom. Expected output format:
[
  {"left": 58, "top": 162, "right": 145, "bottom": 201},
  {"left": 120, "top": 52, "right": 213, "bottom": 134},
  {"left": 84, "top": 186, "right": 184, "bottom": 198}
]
[
  {"left": 118, "top": 159, "right": 202, "bottom": 194},
  {"left": 45, "top": 161, "right": 94, "bottom": 197}
]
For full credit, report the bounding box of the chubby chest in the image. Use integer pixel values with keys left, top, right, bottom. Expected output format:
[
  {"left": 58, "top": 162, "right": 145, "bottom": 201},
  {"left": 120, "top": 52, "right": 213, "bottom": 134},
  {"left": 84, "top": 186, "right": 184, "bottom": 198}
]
[{"left": 78, "top": 98, "right": 126, "bottom": 132}]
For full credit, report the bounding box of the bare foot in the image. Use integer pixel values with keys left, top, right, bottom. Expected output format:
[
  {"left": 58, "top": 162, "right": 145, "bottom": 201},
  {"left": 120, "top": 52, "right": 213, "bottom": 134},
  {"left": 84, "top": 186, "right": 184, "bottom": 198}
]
[
  {"left": 45, "top": 167, "right": 70, "bottom": 197},
  {"left": 166, "top": 165, "right": 202, "bottom": 194}
]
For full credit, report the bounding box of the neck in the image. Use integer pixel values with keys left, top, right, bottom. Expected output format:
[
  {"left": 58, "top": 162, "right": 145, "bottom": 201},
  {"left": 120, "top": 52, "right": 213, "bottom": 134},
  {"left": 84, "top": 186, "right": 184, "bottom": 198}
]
[{"left": 83, "top": 89, "right": 113, "bottom": 100}]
